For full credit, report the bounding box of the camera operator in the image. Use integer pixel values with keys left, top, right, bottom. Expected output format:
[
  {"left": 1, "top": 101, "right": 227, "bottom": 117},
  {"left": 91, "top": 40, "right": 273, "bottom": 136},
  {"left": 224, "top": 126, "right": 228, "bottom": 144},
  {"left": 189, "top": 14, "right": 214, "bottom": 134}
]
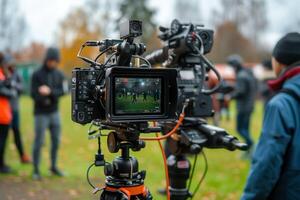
[
  {"left": 242, "top": 32, "right": 300, "bottom": 200},
  {"left": 31, "top": 47, "right": 65, "bottom": 180},
  {"left": 227, "top": 55, "right": 256, "bottom": 159},
  {"left": 0, "top": 52, "right": 17, "bottom": 174}
]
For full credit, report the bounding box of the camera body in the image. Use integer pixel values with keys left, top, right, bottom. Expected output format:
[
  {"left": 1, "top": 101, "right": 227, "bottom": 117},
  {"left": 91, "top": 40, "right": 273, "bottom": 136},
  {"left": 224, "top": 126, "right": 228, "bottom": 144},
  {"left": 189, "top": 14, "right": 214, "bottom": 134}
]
[
  {"left": 158, "top": 19, "right": 214, "bottom": 56},
  {"left": 177, "top": 68, "right": 213, "bottom": 118},
  {"left": 71, "top": 20, "right": 178, "bottom": 125},
  {"left": 146, "top": 19, "right": 215, "bottom": 118},
  {"left": 71, "top": 68, "right": 104, "bottom": 124}
]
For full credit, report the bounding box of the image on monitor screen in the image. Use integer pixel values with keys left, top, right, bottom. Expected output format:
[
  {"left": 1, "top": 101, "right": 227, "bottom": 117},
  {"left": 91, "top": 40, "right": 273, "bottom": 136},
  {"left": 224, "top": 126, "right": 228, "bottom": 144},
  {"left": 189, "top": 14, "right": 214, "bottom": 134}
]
[{"left": 114, "top": 77, "right": 162, "bottom": 115}]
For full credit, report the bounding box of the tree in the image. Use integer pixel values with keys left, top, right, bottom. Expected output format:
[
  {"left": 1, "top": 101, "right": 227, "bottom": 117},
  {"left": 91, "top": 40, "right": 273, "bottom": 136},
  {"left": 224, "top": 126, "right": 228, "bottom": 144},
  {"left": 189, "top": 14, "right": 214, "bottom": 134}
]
[
  {"left": 14, "top": 42, "right": 46, "bottom": 64},
  {"left": 146, "top": 30, "right": 163, "bottom": 52},
  {"left": 57, "top": 8, "right": 103, "bottom": 76},
  {"left": 211, "top": 0, "right": 268, "bottom": 46},
  {"left": 117, "top": 0, "right": 156, "bottom": 42},
  {"left": 208, "top": 21, "right": 259, "bottom": 63},
  {"left": 174, "top": 0, "right": 202, "bottom": 23},
  {"left": 84, "top": 0, "right": 118, "bottom": 37},
  {"left": 0, "top": 0, "right": 27, "bottom": 51}
]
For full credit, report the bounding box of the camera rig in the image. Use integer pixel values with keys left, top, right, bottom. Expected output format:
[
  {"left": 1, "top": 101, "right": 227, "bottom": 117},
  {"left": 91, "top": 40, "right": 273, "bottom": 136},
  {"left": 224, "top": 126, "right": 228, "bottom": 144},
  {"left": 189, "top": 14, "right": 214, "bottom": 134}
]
[
  {"left": 71, "top": 20, "right": 181, "bottom": 200},
  {"left": 146, "top": 19, "right": 248, "bottom": 199},
  {"left": 72, "top": 20, "right": 177, "bottom": 125},
  {"left": 71, "top": 19, "right": 248, "bottom": 200}
]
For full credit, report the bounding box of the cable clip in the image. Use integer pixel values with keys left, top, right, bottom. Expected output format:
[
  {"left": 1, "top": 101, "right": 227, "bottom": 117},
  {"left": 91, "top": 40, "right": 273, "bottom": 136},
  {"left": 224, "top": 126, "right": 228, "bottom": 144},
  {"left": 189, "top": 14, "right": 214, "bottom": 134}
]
[{"left": 92, "top": 187, "right": 102, "bottom": 194}]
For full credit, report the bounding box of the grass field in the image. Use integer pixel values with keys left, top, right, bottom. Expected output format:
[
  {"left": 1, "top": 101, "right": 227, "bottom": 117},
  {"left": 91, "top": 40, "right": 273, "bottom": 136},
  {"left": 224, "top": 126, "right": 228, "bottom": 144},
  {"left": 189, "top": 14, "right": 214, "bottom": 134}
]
[
  {"left": 115, "top": 95, "right": 160, "bottom": 114},
  {"left": 0, "top": 95, "right": 263, "bottom": 200}
]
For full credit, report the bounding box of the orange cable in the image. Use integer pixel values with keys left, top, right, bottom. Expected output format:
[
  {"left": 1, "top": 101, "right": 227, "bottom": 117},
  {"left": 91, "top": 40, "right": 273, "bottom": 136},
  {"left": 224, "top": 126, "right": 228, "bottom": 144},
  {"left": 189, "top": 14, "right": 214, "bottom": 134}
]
[
  {"left": 140, "top": 113, "right": 185, "bottom": 141},
  {"left": 156, "top": 131, "right": 171, "bottom": 200}
]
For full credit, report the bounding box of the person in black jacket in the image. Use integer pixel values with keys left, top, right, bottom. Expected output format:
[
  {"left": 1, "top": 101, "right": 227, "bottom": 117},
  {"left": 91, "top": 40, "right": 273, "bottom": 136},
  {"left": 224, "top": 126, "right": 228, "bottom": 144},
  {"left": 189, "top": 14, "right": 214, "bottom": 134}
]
[
  {"left": 31, "top": 47, "right": 65, "bottom": 180},
  {"left": 227, "top": 55, "right": 257, "bottom": 159}
]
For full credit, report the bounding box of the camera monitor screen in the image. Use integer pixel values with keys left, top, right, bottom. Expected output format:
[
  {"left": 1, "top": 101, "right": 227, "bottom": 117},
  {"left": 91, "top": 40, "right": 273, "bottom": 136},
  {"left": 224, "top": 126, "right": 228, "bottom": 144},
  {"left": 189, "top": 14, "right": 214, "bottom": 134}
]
[{"left": 114, "top": 77, "right": 162, "bottom": 115}]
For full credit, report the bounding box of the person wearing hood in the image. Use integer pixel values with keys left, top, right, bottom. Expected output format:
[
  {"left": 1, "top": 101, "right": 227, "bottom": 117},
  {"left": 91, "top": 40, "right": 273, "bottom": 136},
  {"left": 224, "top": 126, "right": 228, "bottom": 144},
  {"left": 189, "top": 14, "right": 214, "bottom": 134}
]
[
  {"left": 242, "top": 32, "right": 300, "bottom": 199},
  {"left": 31, "top": 47, "right": 65, "bottom": 180},
  {"left": 227, "top": 55, "right": 257, "bottom": 158}
]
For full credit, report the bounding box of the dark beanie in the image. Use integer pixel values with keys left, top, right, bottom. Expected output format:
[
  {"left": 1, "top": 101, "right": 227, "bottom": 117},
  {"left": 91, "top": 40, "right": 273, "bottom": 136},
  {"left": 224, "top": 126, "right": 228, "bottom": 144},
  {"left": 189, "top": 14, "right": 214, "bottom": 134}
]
[
  {"left": 272, "top": 32, "right": 300, "bottom": 66},
  {"left": 45, "top": 47, "right": 60, "bottom": 61}
]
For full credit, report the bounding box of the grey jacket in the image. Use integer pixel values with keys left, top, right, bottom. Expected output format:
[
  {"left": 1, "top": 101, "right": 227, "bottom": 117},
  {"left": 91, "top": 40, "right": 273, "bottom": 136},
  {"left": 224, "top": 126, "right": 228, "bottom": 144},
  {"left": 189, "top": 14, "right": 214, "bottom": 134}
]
[
  {"left": 232, "top": 69, "right": 257, "bottom": 113},
  {"left": 9, "top": 70, "right": 23, "bottom": 112}
]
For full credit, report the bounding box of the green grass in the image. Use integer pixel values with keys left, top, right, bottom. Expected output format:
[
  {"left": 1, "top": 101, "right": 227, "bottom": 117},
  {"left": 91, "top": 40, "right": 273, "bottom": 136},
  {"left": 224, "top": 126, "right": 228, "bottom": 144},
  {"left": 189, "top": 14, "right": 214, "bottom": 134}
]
[
  {"left": 116, "top": 95, "right": 160, "bottom": 114},
  {"left": 1, "top": 95, "right": 264, "bottom": 199}
]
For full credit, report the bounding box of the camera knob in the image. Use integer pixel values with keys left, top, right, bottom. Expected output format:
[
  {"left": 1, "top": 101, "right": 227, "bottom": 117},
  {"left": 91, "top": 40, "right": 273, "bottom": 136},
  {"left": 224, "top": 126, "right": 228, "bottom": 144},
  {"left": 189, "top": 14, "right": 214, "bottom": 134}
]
[
  {"left": 190, "top": 144, "right": 202, "bottom": 154},
  {"left": 104, "top": 163, "right": 113, "bottom": 176}
]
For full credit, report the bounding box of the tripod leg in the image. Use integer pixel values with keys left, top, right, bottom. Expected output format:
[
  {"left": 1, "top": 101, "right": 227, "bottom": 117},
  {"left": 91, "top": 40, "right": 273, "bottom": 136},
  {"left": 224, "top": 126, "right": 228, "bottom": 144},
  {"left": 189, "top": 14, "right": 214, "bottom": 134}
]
[{"left": 167, "top": 155, "right": 191, "bottom": 200}]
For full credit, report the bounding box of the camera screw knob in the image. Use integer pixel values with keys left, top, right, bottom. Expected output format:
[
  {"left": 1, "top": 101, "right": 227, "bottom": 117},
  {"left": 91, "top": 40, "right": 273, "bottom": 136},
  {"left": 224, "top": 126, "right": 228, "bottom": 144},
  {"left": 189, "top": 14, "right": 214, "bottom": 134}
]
[
  {"left": 104, "top": 162, "right": 113, "bottom": 176},
  {"left": 190, "top": 144, "right": 202, "bottom": 154}
]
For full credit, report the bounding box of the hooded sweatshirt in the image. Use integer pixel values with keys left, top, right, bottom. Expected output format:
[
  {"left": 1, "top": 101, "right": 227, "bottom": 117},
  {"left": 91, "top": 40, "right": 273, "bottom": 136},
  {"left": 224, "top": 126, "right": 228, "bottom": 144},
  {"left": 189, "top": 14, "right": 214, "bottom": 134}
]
[{"left": 31, "top": 64, "right": 65, "bottom": 114}]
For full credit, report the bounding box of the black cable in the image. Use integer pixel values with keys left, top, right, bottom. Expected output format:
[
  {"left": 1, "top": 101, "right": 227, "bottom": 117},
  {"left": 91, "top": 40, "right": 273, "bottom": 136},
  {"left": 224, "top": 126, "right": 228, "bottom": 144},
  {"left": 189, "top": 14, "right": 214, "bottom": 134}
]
[
  {"left": 87, "top": 163, "right": 96, "bottom": 189},
  {"left": 77, "top": 44, "right": 102, "bottom": 68},
  {"left": 94, "top": 47, "right": 112, "bottom": 63},
  {"left": 103, "top": 52, "right": 117, "bottom": 68},
  {"left": 187, "top": 154, "right": 198, "bottom": 191},
  {"left": 191, "top": 151, "right": 208, "bottom": 199}
]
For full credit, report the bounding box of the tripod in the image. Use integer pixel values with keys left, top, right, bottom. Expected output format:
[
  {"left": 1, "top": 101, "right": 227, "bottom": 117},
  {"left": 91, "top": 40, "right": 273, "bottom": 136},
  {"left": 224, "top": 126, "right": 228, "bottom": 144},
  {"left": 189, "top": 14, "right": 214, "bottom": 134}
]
[
  {"left": 90, "top": 125, "right": 153, "bottom": 200},
  {"left": 163, "top": 117, "right": 248, "bottom": 200}
]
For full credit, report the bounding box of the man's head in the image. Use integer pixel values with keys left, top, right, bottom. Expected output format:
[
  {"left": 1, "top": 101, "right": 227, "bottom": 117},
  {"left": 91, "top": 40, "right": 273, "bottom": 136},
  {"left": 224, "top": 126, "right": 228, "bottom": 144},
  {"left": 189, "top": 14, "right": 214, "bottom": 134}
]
[
  {"left": 272, "top": 32, "right": 300, "bottom": 76},
  {"left": 227, "top": 54, "right": 243, "bottom": 73},
  {"left": 3, "top": 53, "right": 16, "bottom": 71},
  {"left": 44, "top": 47, "right": 60, "bottom": 69}
]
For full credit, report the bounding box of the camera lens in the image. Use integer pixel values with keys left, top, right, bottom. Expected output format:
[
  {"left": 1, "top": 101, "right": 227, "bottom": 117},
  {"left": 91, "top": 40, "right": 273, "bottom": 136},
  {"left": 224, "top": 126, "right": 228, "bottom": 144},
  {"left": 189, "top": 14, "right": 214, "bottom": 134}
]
[
  {"left": 200, "top": 32, "right": 209, "bottom": 44},
  {"left": 132, "top": 22, "right": 141, "bottom": 31},
  {"left": 171, "top": 19, "right": 181, "bottom": 35},
  {"left": 131, "top": 21, "right": 142, "bottom": 35}
]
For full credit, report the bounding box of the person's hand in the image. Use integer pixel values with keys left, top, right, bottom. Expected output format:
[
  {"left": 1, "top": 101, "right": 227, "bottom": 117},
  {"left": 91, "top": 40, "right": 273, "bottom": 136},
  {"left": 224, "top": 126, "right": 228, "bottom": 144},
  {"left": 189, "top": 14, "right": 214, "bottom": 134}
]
[{"left": 38, "top": 85, "right": 51, "bottom": 96}]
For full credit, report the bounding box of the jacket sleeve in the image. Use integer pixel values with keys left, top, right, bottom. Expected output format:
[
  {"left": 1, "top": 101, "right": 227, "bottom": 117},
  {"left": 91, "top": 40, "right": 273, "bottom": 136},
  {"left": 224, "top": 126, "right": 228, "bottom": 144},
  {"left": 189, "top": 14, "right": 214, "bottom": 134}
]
[
  {"left": 14, "top": 72, "right": 23, "bottom": 94},
  {"left": 0, "top": 80, "right": 15, "bottom": 97},
  {"left": 50, "top": 71, "right": 65, "bottom": 98},
  {"left": 231, "top": 75, "right": 248, "bottom": 99},
  {"left": 241, "top": 97, "right": 293, "bottom": 200},
  {"left": 31, "top": 72, "right": 44, "bottom": 101}
]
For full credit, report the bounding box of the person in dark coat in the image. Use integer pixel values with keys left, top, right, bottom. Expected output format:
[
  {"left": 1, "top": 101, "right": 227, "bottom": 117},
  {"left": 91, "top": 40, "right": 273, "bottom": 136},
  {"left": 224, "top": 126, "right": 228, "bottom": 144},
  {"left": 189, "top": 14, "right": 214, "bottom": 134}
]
[
  {"left": 241, "top": 32, "right": 300, "bottom": 200},
  {"left": 31, "top": 47, "right": 65, "bottom": 180},
  {"left": 4, "top": 54, "right": 31, "bottom": 164},
  {"left": 0, "top": 52, "right": 15, "bottom": 173},
  {"left": 227, "top": 55, "right": 257, "bottom": 158}
]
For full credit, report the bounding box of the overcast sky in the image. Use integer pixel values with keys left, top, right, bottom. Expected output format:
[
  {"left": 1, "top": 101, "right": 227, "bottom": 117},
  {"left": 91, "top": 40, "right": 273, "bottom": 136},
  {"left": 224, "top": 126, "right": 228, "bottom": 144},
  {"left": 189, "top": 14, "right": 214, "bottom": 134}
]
[{"left": 19, "top": 0, "right": 300, "bottom": 49}]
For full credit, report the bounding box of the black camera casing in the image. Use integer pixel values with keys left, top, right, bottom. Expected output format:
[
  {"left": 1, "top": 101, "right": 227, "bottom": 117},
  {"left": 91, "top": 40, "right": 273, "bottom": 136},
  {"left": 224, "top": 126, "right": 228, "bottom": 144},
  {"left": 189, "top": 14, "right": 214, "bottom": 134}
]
[{"left": 71, "top": 68, "right": 105, "bottom": 125}]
